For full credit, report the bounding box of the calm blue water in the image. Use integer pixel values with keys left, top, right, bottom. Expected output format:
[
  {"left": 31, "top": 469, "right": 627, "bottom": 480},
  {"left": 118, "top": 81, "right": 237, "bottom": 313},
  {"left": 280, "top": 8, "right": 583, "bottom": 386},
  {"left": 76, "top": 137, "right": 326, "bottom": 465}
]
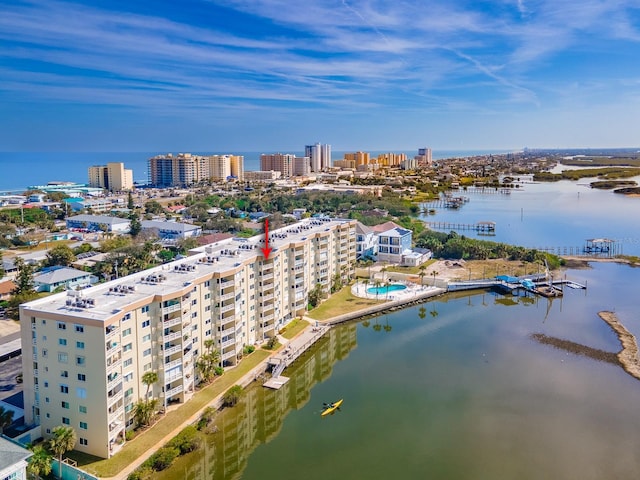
[
  {"left": 366, "top": 283, "right": 407, "bottom": 294},
  {"left": 0, "top": 150, "right": 511, "bottom": 192},
  {"left": 421, "top": 179, "right": 640, "bottom": 257}
]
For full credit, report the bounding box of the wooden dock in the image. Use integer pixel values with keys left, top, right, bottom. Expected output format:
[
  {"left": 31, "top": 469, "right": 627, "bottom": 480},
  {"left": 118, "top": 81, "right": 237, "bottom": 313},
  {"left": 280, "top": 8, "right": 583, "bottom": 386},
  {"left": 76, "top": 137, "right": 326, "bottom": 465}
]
[
  {"left": 263, "top": 324, "right": 330, "bottom": 389},
  {"left": 425, "top": 221, "right": 496, "bottom": 233}
]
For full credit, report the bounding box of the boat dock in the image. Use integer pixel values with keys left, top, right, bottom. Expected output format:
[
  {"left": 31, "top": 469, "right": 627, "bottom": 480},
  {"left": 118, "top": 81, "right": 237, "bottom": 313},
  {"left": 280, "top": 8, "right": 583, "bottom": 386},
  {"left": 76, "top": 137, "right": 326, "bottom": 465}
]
[
  {"left": 448, "top": 275, "right": 586, "bottom": 297},
  {"left": 263, "top": 324, "right": 330, "bottom": 389},
  {"left": 424, "top": 221, "right": 496, "bottom": 233}
]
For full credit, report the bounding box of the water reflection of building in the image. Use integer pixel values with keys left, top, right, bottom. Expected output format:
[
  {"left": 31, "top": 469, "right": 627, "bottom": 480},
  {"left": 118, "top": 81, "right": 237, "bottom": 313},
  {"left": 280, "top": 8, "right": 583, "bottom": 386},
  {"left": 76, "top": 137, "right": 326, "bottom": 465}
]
[{"left": 170, "top": 326, "right": 357, "bottom": 480}]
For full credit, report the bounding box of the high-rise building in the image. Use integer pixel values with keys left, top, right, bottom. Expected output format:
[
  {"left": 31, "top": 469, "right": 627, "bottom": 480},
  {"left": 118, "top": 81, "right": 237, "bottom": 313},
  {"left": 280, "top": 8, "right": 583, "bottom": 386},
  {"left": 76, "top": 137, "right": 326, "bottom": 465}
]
[
  {"left": 206, "top": 155, "right": 244, "bottom": 182},
  {"left": 305, "top": 143, "right": 331, "bottom": 172},
  {"left": 20, "top": 217, "right": 356, "bottom": 458},
  {"left": 148, "top": 153, "right": 209, "bottom": 187},
  {"left": 293, "top": 156, "right": 311, "bottom": 176},
  {"left": 344, "top": 151, "right": 370, "bottom": 167},
  {"left": 260, "top": 153, "right": 295, "bottom": 178},
  {"left": 416, "top": 148, "right": 433, "bottom": 168},
  {"left": 87, "top": 162, "right": 134, "bottom": 192}
]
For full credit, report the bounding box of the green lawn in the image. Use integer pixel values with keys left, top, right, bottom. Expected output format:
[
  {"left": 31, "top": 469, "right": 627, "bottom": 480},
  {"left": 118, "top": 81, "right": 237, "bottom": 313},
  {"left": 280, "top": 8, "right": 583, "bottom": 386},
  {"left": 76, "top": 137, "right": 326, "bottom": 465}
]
[
  {"left": 70, "top": 349, "right": 270, "bottom": 478},
  {"left": 280, "top": 318, "right": 309, "bottom": 339},
  {"left": 386, "top": 259, "right": 436, "bottom": 275},
  {"left": 307, "top": 285, "right": 383, "bottom": 321}
]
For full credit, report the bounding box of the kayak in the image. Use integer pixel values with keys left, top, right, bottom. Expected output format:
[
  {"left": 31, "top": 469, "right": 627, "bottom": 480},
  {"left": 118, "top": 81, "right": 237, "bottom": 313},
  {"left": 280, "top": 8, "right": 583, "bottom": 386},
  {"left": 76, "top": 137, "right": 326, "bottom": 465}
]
[{"left": 321, "top": 399, "right": 343, "bottom": 416}]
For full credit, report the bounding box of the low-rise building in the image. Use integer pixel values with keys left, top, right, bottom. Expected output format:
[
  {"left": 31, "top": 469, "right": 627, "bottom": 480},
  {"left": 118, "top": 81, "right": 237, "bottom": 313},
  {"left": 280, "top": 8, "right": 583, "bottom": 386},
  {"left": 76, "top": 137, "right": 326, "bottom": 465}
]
[
  {"left": 66, "top": 214, "right": 131, "bottom": 233},
  {"left": 33, "top": 267, "right": 98, "bottom": 292},
  {"left": 141, "top": 220, "right": 202, "bottom": 240},
  {"left": 0, "top": 437, "right": 31, "bottom": 480}
]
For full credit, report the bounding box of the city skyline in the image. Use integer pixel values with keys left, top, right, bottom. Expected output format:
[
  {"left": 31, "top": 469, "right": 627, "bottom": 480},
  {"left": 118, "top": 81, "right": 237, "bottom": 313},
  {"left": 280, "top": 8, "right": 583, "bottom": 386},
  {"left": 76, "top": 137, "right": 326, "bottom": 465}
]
[{"left": 2, "top": 0, "right": 640, "bottom": 152}]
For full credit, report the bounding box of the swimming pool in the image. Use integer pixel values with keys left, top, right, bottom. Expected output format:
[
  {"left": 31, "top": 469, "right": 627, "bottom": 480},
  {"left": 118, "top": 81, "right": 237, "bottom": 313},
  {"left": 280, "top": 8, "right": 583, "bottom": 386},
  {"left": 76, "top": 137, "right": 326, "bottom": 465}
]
[{"left": 366, "top": 284, "right": 407, "bottom": 295}]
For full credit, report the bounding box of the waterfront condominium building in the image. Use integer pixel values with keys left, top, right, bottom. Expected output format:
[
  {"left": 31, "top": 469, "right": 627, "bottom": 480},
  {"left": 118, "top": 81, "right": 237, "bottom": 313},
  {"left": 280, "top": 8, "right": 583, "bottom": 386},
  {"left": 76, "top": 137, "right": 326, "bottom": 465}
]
[
  {"left": 207, "top": 155, "right": 244, "bottom": 182},
  {"left": 344, "top": 151, "right": 370, "bottom": 167},
  {"left": 148, "top": 153, "right": 210, "bottom": 187},
  {"left": 305, "top": 143, "right": 331, "bottom": 172},
  {"left": 260, "top": 153, "right": 295, "bottom": 178},
  {"left": 20, "top": 217, "right": 356, "bottom": 458},
  {"left": 88, "top": 162, "right": 134, "bottom": 192},
  {"left": 415, "top": 148, "right": 433, "bottom": 168}
]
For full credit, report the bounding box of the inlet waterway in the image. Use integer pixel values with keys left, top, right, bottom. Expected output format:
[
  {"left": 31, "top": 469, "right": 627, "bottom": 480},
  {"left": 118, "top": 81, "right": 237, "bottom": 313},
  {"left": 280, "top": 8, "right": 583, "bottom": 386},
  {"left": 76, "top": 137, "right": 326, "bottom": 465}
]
[{"left": 154, "top": 182, "right": 640, "bottom": 480}]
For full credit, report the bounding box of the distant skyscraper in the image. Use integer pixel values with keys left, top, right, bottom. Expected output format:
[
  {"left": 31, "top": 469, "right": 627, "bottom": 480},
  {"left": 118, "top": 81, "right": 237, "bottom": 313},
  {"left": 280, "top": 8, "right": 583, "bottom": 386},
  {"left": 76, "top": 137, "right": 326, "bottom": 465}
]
[
  {"left": 88, "top": 162, "right": 133, "bottom": 191},
  {"left": 293, "top": 156, "right": 311, "bottom": 176},
  {"left": 260, "top": 153, "right": 295, "bottom": 178},
  {"left": 229, "top": 155, "right": 244, "bottom": 181},
  {"left": 416, "top": 147, "right": 433, "bottom": 168},
  {"left": 305, "top": 143, "right": 331, "bottom": 172}
]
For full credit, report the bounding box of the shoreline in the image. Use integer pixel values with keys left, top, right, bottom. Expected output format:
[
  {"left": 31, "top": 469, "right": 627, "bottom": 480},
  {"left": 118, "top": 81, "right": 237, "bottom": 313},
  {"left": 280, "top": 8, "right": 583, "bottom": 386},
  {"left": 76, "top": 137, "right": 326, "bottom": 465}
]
[{"left": 598, "top": 311, "right": 640, "bottom": 381}]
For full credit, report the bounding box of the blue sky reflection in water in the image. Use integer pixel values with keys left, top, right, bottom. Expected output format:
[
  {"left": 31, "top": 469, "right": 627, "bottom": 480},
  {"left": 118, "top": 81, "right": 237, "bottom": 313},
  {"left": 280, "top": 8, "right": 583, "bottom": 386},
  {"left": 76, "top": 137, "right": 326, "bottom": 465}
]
[
  {"left": 420, "top": 178, "right": 640, "bottom": 257},
  {"left": 157, "top": 262, "right": 640, "bottom": 480}
]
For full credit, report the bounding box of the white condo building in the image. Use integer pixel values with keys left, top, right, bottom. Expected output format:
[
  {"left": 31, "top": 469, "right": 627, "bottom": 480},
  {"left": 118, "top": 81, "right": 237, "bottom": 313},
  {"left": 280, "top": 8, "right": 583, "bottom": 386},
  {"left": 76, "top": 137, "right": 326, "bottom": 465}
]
[{"left": 20, "top": 218, "right": 356, "bottom": 458}]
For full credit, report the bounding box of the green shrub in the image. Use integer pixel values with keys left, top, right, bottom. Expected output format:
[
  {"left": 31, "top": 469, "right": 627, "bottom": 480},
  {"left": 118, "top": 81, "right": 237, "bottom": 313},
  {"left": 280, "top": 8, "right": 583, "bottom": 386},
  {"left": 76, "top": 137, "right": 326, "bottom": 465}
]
[
  {"left": 168, "top": 426, "right": 201, "bottom": 454},
  {"left": 243, "top": 345, "right": 255, "bottom": 355},
  {"left": 222, "top": 385, "right": 243, "bottom": 407},
  {"left": 125, "top": 430, "right": 135, "bottom": 441},
  {"left": 149, "top": 447, "right": 179, "bottom": 471},
  {"left": 127, "top": 465, "right": 152, "bottom": 480},
  {"left": 197, "top": 407, "right": 216, "bottom": 431}
]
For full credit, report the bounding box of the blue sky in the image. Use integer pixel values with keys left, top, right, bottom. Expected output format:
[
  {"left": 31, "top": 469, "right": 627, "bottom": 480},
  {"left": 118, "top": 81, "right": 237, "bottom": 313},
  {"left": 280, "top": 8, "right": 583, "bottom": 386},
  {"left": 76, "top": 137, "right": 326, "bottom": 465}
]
[{"left": 2, "top": 0, "right": 640, "bottom": 152}]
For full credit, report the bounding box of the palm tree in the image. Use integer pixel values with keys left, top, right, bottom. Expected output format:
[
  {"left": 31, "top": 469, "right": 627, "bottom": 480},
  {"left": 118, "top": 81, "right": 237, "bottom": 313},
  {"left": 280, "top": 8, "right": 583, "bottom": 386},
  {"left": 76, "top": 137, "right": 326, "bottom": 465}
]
[
  {"left": 374, "top": 280, "right": 382, "bottom": 300},
  {"left": 27, "top": 445, "right": 52, "bottom": 480},
  {"left": 432, "top": 270, "right": 439, "bottom": 286},
  {"left": 49, "top": 425, "right": 76, "bottom": 479},
  {"left": 419, "top": 264, "right": 427, "bottom": 286},
  {"left": 362, "top": 278, "right": 369, "bottom": 296},
  {"left": 0, "top": 405, "right": 14, "bottom": 434},
  {"left": 385, "top": 280, "right": 390, "bottom": 301},
  {"left": 197, "top": 339, "right": 221, "bottom": 384},
  {"left": 141, "top": 371, "right": 158, "bottom": 399},
  {"left": 133, "top": 398, "right": 159, "bottom": 427}
]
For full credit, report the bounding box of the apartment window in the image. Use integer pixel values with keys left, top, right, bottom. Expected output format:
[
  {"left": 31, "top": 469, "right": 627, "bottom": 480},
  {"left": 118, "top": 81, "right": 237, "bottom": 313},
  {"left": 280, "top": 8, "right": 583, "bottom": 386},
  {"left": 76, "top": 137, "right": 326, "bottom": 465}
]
[
  {"left": 205, "top": 329, "right": 211, "bottom": 336},
  {"left": 124, "top": 372, "right": 133, "bottom": 382},
  {"left": 76, "top": 356, "right": 86, "bottom": 366},
  {"left": 142, "top": 334, "right": 151, "bottom": 343},
  {"left": 75, "top": 324, "right": 84, "bottom": 333},
  {"left": 143, "top": 363, "right": 151, "bottom": 372},
  {"left": 76, "top": 388, "right": 87, "bottom": 399},
  {"left": 79, "top": 405, "right": 87, "bottom": 414},
  {"left": 61, "top": 401, "right": 69, "bottom": 409},
  {"left": 191, "top": 299, "right": 197, "bottom": 306},
  {"left": 42, "top": 349, "right": 48, "bottom": 357},
  {"left": 42, "top": 335, "right": 47, "bottom": 341},
  {"left": 125, "top": 388, "right": 133, "bottom": 397},
  {"left": 62, "top": 417, "right": 70, "bottom": 425},
  {"left": 204, "top": 293, "right": 210, "bottom": 300},
  {"left": 191, "top": 312, "right": 197, "bottom": 318},
  {"left": 45, "top": 397, "right": 49, "bottom": 403},
  {"left": 125, "top": 404, "right": 133, "bottom": 413},
  {"left": 44, "top": 381, "right": 49, "bottom": 388},
  {"left": 143, "top": 348, "right": 151, "bottom": 357},
  {"left": 79, "top": 438, "right": 88, "bottom": 446},
  {"left": 124, "top": 358, "right": 133, "bottom": 367},
  {"left": 122, "top": 328, "right": 131, "bottom": 337},
  {"left": 123, "top": 343, "right": 132, "bottom": 352},
  {"left": 77, "top": 373, "right": 86, "bottom": 382},
  {"left": 58, "top": 338, "right": 67, "bottom": 346},
  {"left": 141, "top": 320, "right": 150, "bottom": 328},
  {"left": 61, "top": 370, "right": 68, "bottom": 378},
  {"left": 60, "top": 385, "right": 69, "bottom": 394},
  {"left": 205, "top": 305, "right": 211, "bottom": 312},
  {"left": 42, "top": 320, "right": 46, "bottom": 325},
  {"left": 204, "top": 280, "right": 210, "bottom": 287},
  {"left": 76, "top": 341, "right": 85, "bottom": 349},
  {"left": 123, "top": 313, "right": 131, "bottom": 321},
  {"left": 79, "top": 421, "right": 88, "bottom": 430},
  {"left": 57, "top": 322, "right": 66, "bottom": 330},
  {"left": 141, "top": 305, "right": 149, "bottom": 313}
]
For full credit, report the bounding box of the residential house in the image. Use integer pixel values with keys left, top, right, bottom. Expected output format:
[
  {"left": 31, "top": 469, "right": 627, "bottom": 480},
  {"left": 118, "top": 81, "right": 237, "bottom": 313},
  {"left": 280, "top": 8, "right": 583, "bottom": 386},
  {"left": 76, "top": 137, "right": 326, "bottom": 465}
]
[
  {"left": 0, "top": 437, "right": 31, "bottom": 480},
  {"left": 33, "top": 267, "right": 97, "bottom": 292},
  {"left": 355, "top": 223, "right": 376, "bottom": 259}
]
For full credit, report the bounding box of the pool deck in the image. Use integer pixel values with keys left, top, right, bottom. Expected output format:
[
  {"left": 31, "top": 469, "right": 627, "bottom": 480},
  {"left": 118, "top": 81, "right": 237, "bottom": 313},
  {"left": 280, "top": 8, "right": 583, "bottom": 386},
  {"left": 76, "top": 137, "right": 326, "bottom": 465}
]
[{"left": 351, "top": 280, "right": 434, "bottom": 301}]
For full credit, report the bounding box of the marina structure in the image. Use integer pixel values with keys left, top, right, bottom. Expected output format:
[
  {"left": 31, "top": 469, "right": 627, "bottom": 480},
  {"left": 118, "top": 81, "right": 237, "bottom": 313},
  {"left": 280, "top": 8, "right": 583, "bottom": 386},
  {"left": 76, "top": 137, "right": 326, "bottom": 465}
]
[{"left": 19, "top": 217, "right": 356, "bottom": 458}]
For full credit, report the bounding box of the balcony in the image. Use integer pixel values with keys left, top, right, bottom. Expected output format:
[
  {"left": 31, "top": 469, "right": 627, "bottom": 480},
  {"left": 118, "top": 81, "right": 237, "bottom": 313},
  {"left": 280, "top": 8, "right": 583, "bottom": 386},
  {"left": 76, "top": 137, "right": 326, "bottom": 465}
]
[
  {"left": 163, "top": 316, "right": 182, "bottom": 328},
  {"left": 106, "top": 355, "right": 122, "bottom": 372},
  {"left": 107, "top": 376, "right": 122, "bottom": 392},
  {"left": 221, "top": 315, "right": 235, "bottom": 327},
  {"left": 162, "top": 303, "right": 181, "bottom": 315},
  {"left": 262, "top": 293, "right": 274, "bottom": 301},
  {"left": 166, "top": 385, "right": 183, "bottom": 398},
  {"left": 220, "top": 291, "right": 235, "bottom": 301},
  {"left": 164, "top": 344, "right": 181, "bottom": 357},
  {"left": 221, "top": 350, "right": 236, "bottom": 361},
  {"left": 108, "top": 405, "right": 124, "bottom": 420},
  {"left": 164, "top": 358, "right": 182, "bottom": 371},
  {"left": 262, "top": 313, "right": 274, "bottom": 322},
  {"left": 164, "top": 330, "right": 182, "bottom": 342},
  {"left": 220, "top": 303, "right": 234, "bottom": 314},
  {"left": 107, "top": 390, "right": 123, "bottom": 408},
  {"left": 261, "top": 273, "right": 274, "bottom": 281},
  {"left": 165, "top": 369, "right": 183, "bottom": 383},
  {"left": 105, "top": 326, "right": 119, "bottom": 341}
]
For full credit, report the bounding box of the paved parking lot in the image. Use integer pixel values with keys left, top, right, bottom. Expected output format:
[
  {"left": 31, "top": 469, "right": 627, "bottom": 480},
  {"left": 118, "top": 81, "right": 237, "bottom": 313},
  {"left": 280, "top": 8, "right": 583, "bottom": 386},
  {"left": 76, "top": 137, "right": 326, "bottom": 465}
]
[{"left": 0, "top": 355, "right": 22, "bottom": 401}]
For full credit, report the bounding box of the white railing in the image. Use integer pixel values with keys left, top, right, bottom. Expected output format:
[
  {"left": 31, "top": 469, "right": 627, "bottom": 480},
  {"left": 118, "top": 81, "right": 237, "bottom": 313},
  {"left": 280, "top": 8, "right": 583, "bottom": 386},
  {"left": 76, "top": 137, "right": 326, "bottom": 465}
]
[
  {"left": 106, "top": 377, "right": 121, "bottom": 392},
  {"left": 163, "top": 316, "right": 181, "bottom": 328},
  {"left": 221, "top": 315, "right": 235, "bottom": 326},
  {"left": 163, "top": 331, "right": 182, "bottom": 342},
  {"left": 164, "top": 358, "right": 182, "bottom": 371},
  {"left": 220, "top": 303, "right": 234, "bottom": 313},
  {"left": 164, "top": 345, "right": 181, "bottom": 357},
  {"left": 107, "top": 391, "right": 123, "bottom": 407},
  {"left": 162, "top": 303, "right": 181, "bottom": 315},
  {"left": 165, "top": 370, "right": 183, "bottom": 383},
  {"left": 262, "top": 293, "right": 274, "bottom": 301},
  {"left": 220, "top": 291, "right": 235, "bottom": 301},
  {"left": 222, "top": 350, "right": 236, "bottom": 361},
  {"left": 221, "top": 338, "right": 235, "bottom": 349},
  {"left": 262, "top": 313, "right": 274, "bottom": 322},
  {"left": 166, "top": 385, "right": 183, "bottom": 398},
  {"left": 261, "top": 273, "right": 274, "bottom": 280}
]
